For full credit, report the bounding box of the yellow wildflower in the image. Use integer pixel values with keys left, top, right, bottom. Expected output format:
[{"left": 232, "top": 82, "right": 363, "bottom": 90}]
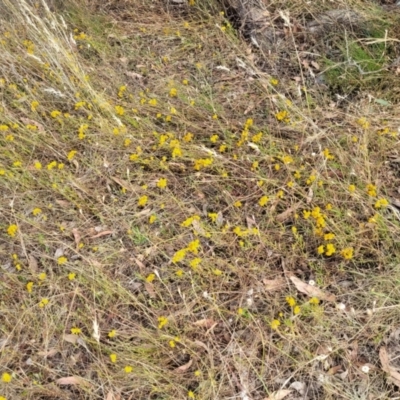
[
  {"left": 309, "top": 297, "right": 320, "bottom": 305},
  {"left": 172, "top": 249, "right": 186, "bottom": 263},
  {"left": 138, "top": 195, "right": 148, "bottom": 207},
  {"left": 34, "top": 161, "right": 42, "bottom": 170},
  {"left": 317, "top": 245, "right": 325, "bottom": 254},
  {"left": 38, "top": 272, "right": 47, "bottom": 281},
  {"left": 157, "top": 178, "right": 167, "bottom": 189},
  {"left": 1, "top": 372, "right": 11, "bottom": 383},
  {"left": 32, "top": 208, "right": 42, "bottom": 216},
  {"left": 68, "top": 272, "right": 76, "bottom": 280},
  {"left": 275, "top": 110, "right": 289, "bottom": 122},
  {"left": 124, "top": 366, "right": 133, "bottom": 373},
  {"left": 324, "top": 233, "right": 335, "bottom": 241},
  {"left": 108, "top": 329, "right": 117, "bottom": 338},
  {"left": 110, "top": 353, "right": 117, "bottom": 363},
  {"left": 293, "top": 305, "right": 301, "bottom": 315},
  {"left": 31, "top": 100, "right": 39, "bottom": 112},
  {"left": 67, "top": 150, "right": 77, "bottom": 161},
  {"left": 39, "top": 298, "right": 49, "bottom": 308},
  {"left": 158, "top": 316, "right": 168, "bottom": 329},
  {"left": 183, "top": 132, "right": 193, "bottom": 142},
  {"left": 58, "top": 256, "right": 67, "bottom": 265},
  {"left": 7, "top": 224, "right": 18, "bottom": 237},
  {"left": 325, "top": 243, "right": 336, "bottom": 256},
  {"left": 270, "top": 319, "right": 280, "bottom": 330},
  {"left": 50, "top": 110, "right": 61, "bottom": 118},
  {"left": 210, "top": 134, "right": 219, "bottom": 143},
  {"left": 348, "top": 184, "right": 356, "bottom": 193},
  {"left": 258, "top": 196, "right": 269, "bottom": 207},
  {"left": 341, "top": 247, "right": 354, "bottom": 260},
  {"left": 366, "top": 184, "right": 377, "bottom": 197},
  {"left": 189, "top": 258, "right": 201, "bottom": 269},
  {"left": 115, "top": 105, "right": 124, "bottom": 115},
  {"left": 181, "top": 215, "right": 200, "bottom": 227},
  {"left": 149, "top": 215, "right": 157, "bottom": 224},
  {"left": 186, "top": 239, "right": 200, "bottom": 254},
  {"left": 322, "top": 148, "right": 334, "bottom": 160},
  {"left": 286, "top": 296, "right": 296, "bottom": 307},
  {"left": 374, "top": 198, "right": 389, "bottom": 209},
  {"left": 208, "top": 212, "right": 218, "bottom": 223},
  {"left": 169, "top": 88, "right": 177, "bottom": 97},
  {"left": 26, "top": 282, "right": 33, "bottom": 293},
  {"left": 71, "top": 327, "right": 81, "bottom": 334},
  {"left": 146, "top": 273, "right": 155, "bottom": 283}
]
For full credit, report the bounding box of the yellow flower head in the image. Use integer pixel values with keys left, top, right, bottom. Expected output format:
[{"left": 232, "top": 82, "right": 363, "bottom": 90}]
[
  {"left": 286, "top": 296, "right": 296, "bottom": 307},
  {"left": 7, "top": 224, "right": 18, "bottom": 237},
  {"left": 156, "top": 178, "right": 167, "bottom": 189},
  {"left": 71, "top": 327, "right": 82, "bottom": 335},
  {"left": 258, "top": 196, "right": 269, "bottom": 207},
  {"left": 341, "top": 247, "right": 354, "bottom": 260},
  {"left": 270, "top": 319, "right": 280, "bottom": 330},
  {"left": 1, "top": 372, "right": 12, "bottom": 383},
  {"left": 108, "top": 329, "right": 117, "bottom": 338},
  {"left": 138, "top": 195, "right": 148, "bottom": 207},
  {"left": 58, "top": 256, "right": 67, "bottom": 265}
]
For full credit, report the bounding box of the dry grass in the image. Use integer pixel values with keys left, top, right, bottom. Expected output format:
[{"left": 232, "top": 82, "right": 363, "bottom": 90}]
[{"left": 1, "top": 0, "right": 400, "bottom": 399}]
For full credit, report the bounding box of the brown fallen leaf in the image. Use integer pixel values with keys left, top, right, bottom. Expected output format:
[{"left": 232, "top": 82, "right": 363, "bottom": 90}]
[
  {"left": 263, "top": 278, "right": 286, "bottom": 292},
  {"left": 133, "top": 256, "right": 145, "bottom": 272},
  {"left": 380, "top": 346, "right": 400, "bottom": 388},
  {"left": 290, "top": 276, "right": 336, "bottom": 302},
  {"left": 106, "top": 391, "right": 121, "bottom": 400},
  {"left": 276, "top": 202, "right": 301, "bottom": 223},
  {"left": 37, "top": 348, "right": 59, "bottom": 358},
  {"left": 265, "top": 389, "right": 292, "bottom": 400},
  {"left": 174, "top": 359, "right": 193, "bottom": 373},
  {"left": 63, "top": 334, "right": 79, "bottom": 344},
  {"left": 20, "top": 117, "right": 45, "bottom": 132},
  {"left": 144, "top": 282, "right": 156, "bottom": 298},
  {"left": 328, "top": 365, "right": 344, "bottom": 375},
  {"left": 194, "top": 340, "right": 209, "bottom": 351},
  {"left": 28, "top": 255, "right": 38, "bottom": 274},
  {"left": 71, "top": 228, "right": 81, "bottom": 249},
  {"left": 193, "top": 319, "right": 216, "bottom": 329},
  {"left": 56, "top": 376, "right": 90, "bottom": 387},
  {"left": 88, "top": 230, "right": 114, "bottom": 239}
]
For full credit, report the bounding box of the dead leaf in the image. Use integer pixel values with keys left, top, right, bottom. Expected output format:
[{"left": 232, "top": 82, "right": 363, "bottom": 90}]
[
  {"left": 37, "top": 348, "right": 59, "bottom": 358},
  {"left": 265, "top": 389, "right": 292, "bottom": 400},
  {"left": 20, "top": 117, "right": 45, "bottom": 132},
  {"left": 380, "top": 346, "right": 400, "bottom": 387},
  {"left": 56, "top": 376, "right": 90, "bottom": 387},
  {"left": 133, "top": 257, "right": 145, "bottom": 272},
  {"left": 72, "top": 228, "right": 81, "bottom": 248},
  {"left": 124, "top": 71, "right": 143, "bottom": 80},
  {"left": 63, "top": 334, "right": 78, "bottom": 344},
  {"left": 174, "top": 359, "right": 193, "bottom": 373},
  {"left": 193, "top": 319, "right": 216, "bottom": 329},
  {"left": 55, "top": 199, "right": 70, "bottom": 208},
  {"left": 28, "top": 255, "right": 38, "bottom": 274},
  {"left": 144, "top": 282, "right": 156, "bottom": 298},
  {"left": 290, "top": 276, "right": 336, "bottom": 302},
  {"left": 262, "top": 278, "right": 285, "bottom": 292},
  {"left": 328, "top": 365, "right": 343, "bottom": 375},
  {"left": 276, "top": 202, "right": 301, "bottom": 223},
  {"left": 54, "top": 248, "right": 64, "bottom": 259},
  {"left": 92, "top": 318, "right": 100, "bottom": 343},
  {"left": 106, "top": 391, "right": 121, "bottom": 400},
  {"left": 194, "top": 340, "right": 209, "bottom": 351},
  {"left": 311, "top": 61, "right": 320, "bottom": 70},
  {"left": 88, "top": 230, "right": 114, "bottom": 239}
]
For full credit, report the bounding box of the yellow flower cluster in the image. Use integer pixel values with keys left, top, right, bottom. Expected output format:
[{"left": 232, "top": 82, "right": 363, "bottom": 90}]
[{"left": 194, "top": 158, "right": 213, "bottom": 171}]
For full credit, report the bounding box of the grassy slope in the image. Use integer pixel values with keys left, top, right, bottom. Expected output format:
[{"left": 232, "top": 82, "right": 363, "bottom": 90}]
[{"left": 0, "top": 0, "right": 400, "bottom": 399}]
